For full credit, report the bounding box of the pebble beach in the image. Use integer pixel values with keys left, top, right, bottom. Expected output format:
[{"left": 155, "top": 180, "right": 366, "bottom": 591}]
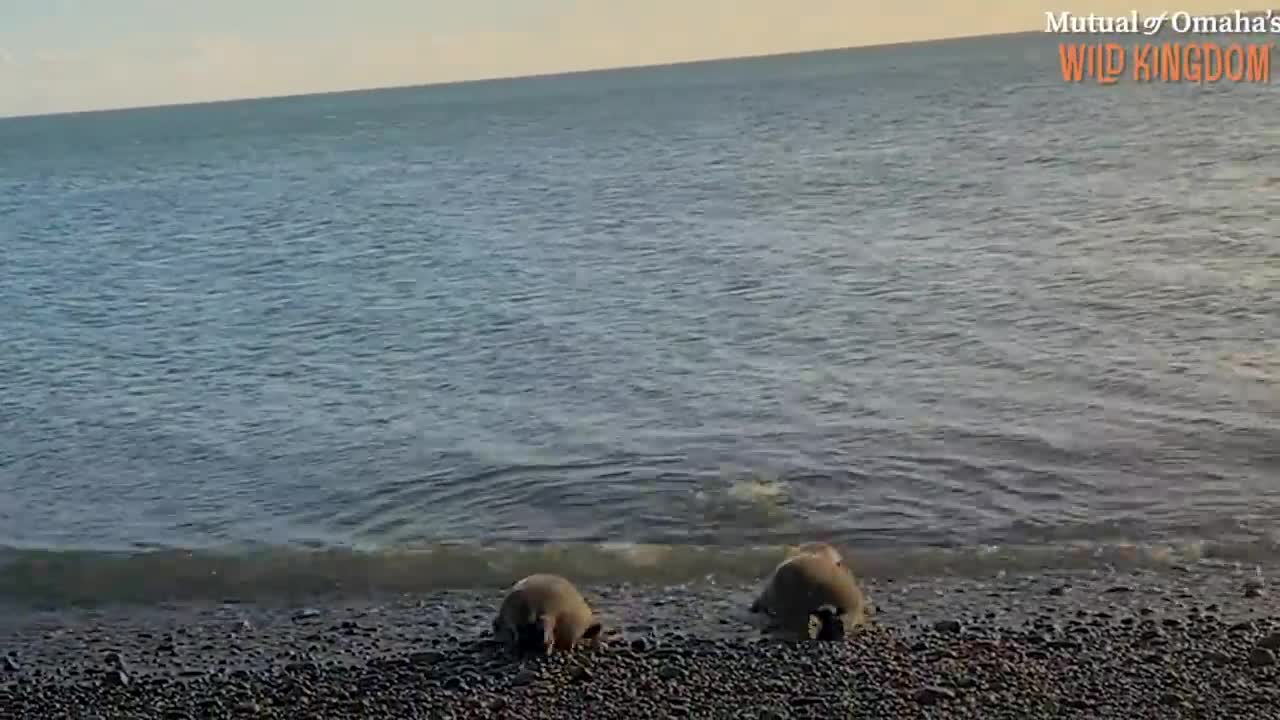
[{"left": 4, "top": 565, "right": 1280, "bottom": 719}]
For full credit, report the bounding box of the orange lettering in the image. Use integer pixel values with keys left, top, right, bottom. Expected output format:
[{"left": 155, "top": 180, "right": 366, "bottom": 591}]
[
  {"left": 1101, "top": 44, "right": 1125, "bottom": 84},
  {"left": 1132, "top": 44, "right": 1153, "bottom": 81},
  {"left": 1204, "top": 43, "right": 1223, "bottom": 83},
  {"left": 1225, "top": 45, "right": 1244, "bottom": 82},
  {"left": 1161, "top": 43, "right": 1181, "bottom": 81},
  {"left": 1185, "top": 44, "right": 1202, "bottom": 83},
  {"left": 1247, "top": 43, "right": 1271, "bottom": 82},
  {"left": 1059, "top": 44, "right": 1087, "bottom": 82}
]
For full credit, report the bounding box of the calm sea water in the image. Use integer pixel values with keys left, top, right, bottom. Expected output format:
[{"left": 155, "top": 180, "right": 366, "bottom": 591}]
[{"left": 1, "top": 33, "right": 1277, "bottom": 604}]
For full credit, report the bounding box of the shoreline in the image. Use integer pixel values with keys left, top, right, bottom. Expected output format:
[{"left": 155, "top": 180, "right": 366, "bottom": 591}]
[{"left": 3, "top": 567, "right": 1279, "bottom": 718}]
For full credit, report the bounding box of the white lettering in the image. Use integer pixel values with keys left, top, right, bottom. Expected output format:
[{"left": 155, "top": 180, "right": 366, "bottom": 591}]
[{"left": 1045, "top": 11, "right": 1070, "bottom": 33}]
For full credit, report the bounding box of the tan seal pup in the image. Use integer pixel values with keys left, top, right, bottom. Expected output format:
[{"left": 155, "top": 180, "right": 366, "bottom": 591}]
[
  {"left": 749, "top": 542, "right": 867, "bottom": 641},
  {"left": 492, "top": 573, "right": 603, "bottom": 655},
  {"left": 748, "top": 541, "right": 845, "bottom": 612}
]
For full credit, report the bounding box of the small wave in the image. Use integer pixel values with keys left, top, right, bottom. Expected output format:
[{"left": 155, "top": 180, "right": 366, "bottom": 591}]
[{"left": 2, "top": 535, "right": 1278, "bottom": 608}]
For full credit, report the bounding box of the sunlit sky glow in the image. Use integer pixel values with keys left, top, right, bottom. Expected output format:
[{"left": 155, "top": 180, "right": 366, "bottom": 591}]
[{"left": 0, "top": 1, "right": 1271, "bottom": 117}]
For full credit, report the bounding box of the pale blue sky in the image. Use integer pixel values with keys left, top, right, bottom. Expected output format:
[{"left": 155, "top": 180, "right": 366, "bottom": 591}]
[{"left": 0, "top": 0, "right": 1269, "bottom": 117}]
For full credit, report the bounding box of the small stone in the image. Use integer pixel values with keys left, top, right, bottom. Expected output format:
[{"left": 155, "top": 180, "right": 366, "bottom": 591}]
[
  {"left": 1047, "top": 585, "right": 1068, "bottom": 596},
  {"left": 1250, "top": 648, "right": 1277, "bottom": 668},
  {"left": 292, "top": 608, "right": 321, "bottom": 621},
  {"left": 570, "top": 665, "right": 592, "bottom": 683},
  {"left": 914, "top": 685, "right": 957, "bottom": 705},
  {"left": 409, "top": 651, "right": 444, "bottom": 665},
  {"left": 1245, "top": 587, "right": 1264, "bottom": 599},
  {"left": 1105, "top": 586, "right": 1134, "bottom": 594},
  {"left": 630, "top": 638, "right": 649, "bottom": 653},
  {"left": 1260, "top": 634, "right": 1280, "bottom": 651},
  {"left": 2, "top": 657, "right": 18, "bottom": 672},
  {"left": 104, "top": 669, "right": 130, "bottom": 687},
  {"left": 658, "top": 664, "right": 683, "bottom": 681}
]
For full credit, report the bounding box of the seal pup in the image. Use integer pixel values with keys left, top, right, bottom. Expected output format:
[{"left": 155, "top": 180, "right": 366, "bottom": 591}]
[
  {"left": 493, "top": 573, "right": 603, "bottom": 655},
  {"left": 748, "top": 541, "right": 845, "bottom": 612},
  {"left": 749, "top": 542, "right": 867, "bottom": 641}
]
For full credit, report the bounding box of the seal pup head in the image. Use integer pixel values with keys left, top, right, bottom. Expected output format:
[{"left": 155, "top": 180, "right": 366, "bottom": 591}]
[
  {"left": 749, "top": 550, "right": 867, "bottom": 641},
  {"left": 810, "top": 605, "right": 848, "bottom": 641},
  {"left": 493, "top": 573, "right": 603, "bottom": 656}
]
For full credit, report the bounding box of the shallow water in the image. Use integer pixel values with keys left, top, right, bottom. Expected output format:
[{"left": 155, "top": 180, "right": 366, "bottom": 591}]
[{"left": 0, "top": 32, "right": 1277, "bottom": 603}]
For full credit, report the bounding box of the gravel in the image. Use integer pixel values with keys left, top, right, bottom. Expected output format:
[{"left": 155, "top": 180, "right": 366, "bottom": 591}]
[{"left": 3, "top": 567, "right": 1280, "bottom": 718}]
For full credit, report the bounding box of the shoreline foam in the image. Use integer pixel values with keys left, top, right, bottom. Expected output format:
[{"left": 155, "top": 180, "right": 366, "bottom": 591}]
[{"left": 3, "top": 534, "right": 1279, "bottom": 608}]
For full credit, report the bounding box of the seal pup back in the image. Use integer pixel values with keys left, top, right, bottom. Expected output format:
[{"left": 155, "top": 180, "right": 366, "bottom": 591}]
[{"left": 493, "top": 573, "right": 602, "bottom": 655}]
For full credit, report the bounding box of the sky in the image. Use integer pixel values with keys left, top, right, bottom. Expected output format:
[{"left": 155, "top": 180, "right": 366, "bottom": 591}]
[{"left": 0, "top": 0, "right": 1273, "bottom": 117}]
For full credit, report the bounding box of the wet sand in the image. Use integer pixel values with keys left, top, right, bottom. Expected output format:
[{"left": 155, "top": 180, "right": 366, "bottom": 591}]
[{"left": 2, "top": 566, "right": 1279, "bottom": 718}]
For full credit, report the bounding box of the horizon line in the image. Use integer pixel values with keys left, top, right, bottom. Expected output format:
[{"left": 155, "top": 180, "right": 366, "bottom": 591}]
[{"left": 0, "top": 28, "right": 1038, "bottom": 122}]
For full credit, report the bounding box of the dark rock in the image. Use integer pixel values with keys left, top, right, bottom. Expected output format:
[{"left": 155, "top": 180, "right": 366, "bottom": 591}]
[
  {"left": 2, "top": 657, "right": 17, "bottom": 672},
  {"left": 933, "top": 620, "right": 962, "bottom": 634},
  {"left": 104, "top": 669, "right": 130, "bottom": 687},
  {"left": 1259, "top": 633, "right": 1280, "bottom": 651},
  {"left": 1249, "top": 648, "right": 1277, "bottom": 668},
  {"left": 1105, "top": 586, "right": 1133, "bottom": 594},
  {"left": 511, "top": 668, "right": 538, "bottom": 686}
]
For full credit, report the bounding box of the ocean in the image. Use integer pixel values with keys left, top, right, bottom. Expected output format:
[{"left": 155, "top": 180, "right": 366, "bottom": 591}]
[{"left": 0, "top": 32, "right": 1277, "bottom": 605}]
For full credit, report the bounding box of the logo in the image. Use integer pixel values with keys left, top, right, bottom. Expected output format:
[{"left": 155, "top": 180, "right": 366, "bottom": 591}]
[{"left": 1045, "top": 10, "right": 1274, "bottom": 83}]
